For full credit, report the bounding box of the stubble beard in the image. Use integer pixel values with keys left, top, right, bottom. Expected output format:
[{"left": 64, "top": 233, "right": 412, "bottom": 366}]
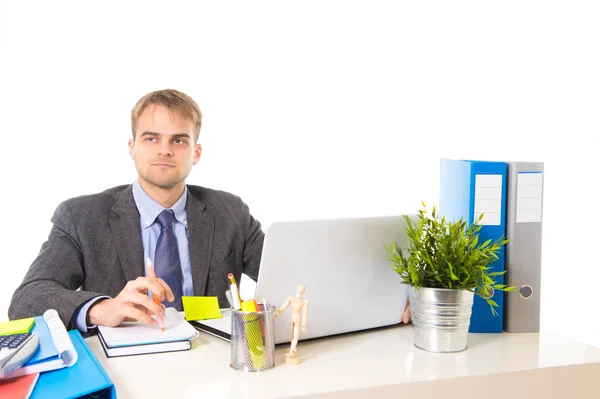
[{"left": 140, "top": 170, "right": 189, "bottom": 191}]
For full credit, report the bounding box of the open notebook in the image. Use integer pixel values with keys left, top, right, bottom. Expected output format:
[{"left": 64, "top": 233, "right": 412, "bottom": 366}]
[{"left": 97, "top": 308, "right": 199, "bottom": 357}]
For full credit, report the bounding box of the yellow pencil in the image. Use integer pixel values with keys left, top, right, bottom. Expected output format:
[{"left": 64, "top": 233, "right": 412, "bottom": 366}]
[{"left": 228, "top": 273, "right": 243, "bottom": 305}]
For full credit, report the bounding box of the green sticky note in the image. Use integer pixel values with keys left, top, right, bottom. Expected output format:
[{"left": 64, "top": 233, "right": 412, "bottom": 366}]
[
  {"left": 0, "top": 317, "right": 35, "bottom": 336},
  {"left": 182, "top": 296, "right": 224, "bottom": 321}
]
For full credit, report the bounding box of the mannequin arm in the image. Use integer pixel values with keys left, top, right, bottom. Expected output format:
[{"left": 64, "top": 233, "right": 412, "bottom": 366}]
[{"left": 274, "top": 297, "right": 292, "bottom": 317}]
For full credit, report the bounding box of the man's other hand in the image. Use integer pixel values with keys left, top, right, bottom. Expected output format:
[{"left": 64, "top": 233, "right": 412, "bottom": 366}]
[{"left": 402, "top": 297, "right": 411, "bottom": 324}]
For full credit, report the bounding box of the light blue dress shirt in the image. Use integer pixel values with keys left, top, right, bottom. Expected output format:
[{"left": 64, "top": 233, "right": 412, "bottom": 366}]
[{"left": 75, "top": 179, "right": 193, "bottom": 332}]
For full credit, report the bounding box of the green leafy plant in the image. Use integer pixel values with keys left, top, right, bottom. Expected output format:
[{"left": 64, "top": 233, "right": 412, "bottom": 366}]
[{"left": 385, "top": 202, "right": 515, "bottom": 315}]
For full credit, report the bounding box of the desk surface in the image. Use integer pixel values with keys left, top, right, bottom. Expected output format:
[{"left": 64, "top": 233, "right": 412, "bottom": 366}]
[{"left": 86, "top": 323, "right": 600, "bottom": 398}]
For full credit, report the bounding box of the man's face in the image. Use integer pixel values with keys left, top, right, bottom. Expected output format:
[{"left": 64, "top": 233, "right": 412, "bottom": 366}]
[{"left": 129, "top": 104, "right": 201, "bottom": 191}]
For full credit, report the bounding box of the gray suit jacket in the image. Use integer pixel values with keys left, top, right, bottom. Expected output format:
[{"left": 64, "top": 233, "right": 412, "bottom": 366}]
[{"left": 8, "top": 184, "right": 264, "bottom": 329}]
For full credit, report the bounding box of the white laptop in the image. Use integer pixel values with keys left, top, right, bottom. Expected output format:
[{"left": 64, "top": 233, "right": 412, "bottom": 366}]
[{"left": 192, "top": 214, "right": 413, "bottom": 344}]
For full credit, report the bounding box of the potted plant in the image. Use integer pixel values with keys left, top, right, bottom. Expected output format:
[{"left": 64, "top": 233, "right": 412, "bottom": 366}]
[{"left": 385, "top": 203, "right": 515, "bottom": 353}]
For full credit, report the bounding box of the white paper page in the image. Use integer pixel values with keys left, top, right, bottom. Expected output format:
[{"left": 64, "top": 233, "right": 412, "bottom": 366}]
[
  {"left": 98, "top": 308, "right": 199, "bottom": 347},
  {"left": 196, "top": 309, "right": 232, "bottom": 335},
  {"left": 43, "top": 309, "right": 77, "bottom": 366}
]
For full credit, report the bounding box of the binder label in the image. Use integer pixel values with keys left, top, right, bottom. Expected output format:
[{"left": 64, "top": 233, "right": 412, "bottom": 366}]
[
  {"left": 474, "top": 174, "right": 502, "bottom": 225},
  {"left": 516, "top": 172, "right": 543, "bottom": 223}
]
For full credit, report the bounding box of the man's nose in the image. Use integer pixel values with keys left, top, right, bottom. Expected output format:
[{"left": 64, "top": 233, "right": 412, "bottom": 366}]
[{"left": 157, "top": 142, "right": 173, "bottom": 156}]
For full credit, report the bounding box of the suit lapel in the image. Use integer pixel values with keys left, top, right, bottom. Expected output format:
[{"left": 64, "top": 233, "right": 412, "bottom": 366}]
[
  {"left": 186, "top": 189, "right": 213, "bottom": 296},
  {"left": 109, "top": 186, "right": 144, "bottom": 282}
]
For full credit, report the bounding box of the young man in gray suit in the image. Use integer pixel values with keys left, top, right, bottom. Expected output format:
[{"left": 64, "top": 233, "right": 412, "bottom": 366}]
[{"left": 9, "top": 89, "right": 264, "bottom": 333}]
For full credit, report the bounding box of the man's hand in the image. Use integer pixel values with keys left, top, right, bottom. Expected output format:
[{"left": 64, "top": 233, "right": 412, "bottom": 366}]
[
  {"left": 88, "top": 275, "right": 175, "bottom": 328},
  {"left": 402, "top": 297, "right": 411, "bottom": 324}
]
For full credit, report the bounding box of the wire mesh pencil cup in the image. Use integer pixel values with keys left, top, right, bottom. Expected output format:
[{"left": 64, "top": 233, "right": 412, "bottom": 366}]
[{"left": 230, "top": 304, "right": 275, "bottom": 372}]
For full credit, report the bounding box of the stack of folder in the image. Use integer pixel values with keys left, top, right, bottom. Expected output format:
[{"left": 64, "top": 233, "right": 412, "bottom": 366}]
[
  {"left": 0, "top": 314, "right": 116, "bottom": 398},
  {"left": 440, "top": 159, "right": 544, "bottom": 333}
]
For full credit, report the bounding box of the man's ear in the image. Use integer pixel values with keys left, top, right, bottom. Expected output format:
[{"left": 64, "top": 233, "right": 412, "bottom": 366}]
[
  {"left": 193, "top": 144, "right": 202, "bottom": 165},
  {"left": 128, "top": 139, "right": 135, "bottom": 159}
]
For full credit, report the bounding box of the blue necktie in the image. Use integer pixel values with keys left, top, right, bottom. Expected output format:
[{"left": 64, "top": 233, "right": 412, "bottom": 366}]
[{"left": 154, "top": 209, "right": 184, "bottom": 311}]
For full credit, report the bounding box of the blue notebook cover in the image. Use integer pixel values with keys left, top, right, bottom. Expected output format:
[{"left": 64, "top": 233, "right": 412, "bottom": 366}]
[
  {"left": 31, "top": 330, "right": 116, "bottom": 399},
  {"left": 440, "top": 158, "right": 508, "bottom": 333},
  {"left": 25, "top": 316, "right": 58, "bottom": 366}
]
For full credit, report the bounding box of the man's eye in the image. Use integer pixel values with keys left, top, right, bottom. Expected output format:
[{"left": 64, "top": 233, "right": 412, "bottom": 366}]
[
  {"left": 173, "top": 139, "right": 187, "bottom": 144},
  {"left": 145, "top": 137, "right": 156, "bottom": 142}
]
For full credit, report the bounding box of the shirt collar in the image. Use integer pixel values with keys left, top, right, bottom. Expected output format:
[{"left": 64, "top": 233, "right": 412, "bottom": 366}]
[{"left": 132, "top": 179, "right": 188, "bottom": 228}]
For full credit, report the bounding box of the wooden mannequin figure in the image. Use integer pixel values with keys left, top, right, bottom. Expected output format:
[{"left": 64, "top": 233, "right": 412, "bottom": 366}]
[{"left": 274, "top": 284, "right": 309, "bottom": 365}]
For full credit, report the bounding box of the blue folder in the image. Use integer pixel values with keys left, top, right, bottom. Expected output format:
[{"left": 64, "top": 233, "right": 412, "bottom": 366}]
[
  {"left": 31, "top": 330, "right": 116, "bottom": 399},
  {"left": 439, "top": 158, "right": 508, "bottom": 333}
]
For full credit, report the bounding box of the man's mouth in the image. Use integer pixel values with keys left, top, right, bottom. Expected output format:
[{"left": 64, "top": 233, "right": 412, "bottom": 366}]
[{"left": 152, "top": 162, "right": 175, "bottom": 167}]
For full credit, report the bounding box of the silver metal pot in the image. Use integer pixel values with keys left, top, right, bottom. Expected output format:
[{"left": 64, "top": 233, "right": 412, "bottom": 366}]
[{"left": 408, "top": 286, "right": 475, "bottom": 353}]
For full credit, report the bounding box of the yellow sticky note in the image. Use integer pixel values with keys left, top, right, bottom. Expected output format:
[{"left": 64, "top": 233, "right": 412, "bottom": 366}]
[
  {"left": 0, "top": 317, "right": 35, "bottom": 336},
  {"left": 182, "top": 296, "right": 223, "bottom": 321},
  {"left": 241, "top": 299, "right": 258, "bottom": 312}
]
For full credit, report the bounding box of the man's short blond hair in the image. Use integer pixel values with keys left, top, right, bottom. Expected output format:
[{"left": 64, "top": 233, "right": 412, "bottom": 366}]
[{"left": 131, "top": 89, "right": 202, "bottom": 142}]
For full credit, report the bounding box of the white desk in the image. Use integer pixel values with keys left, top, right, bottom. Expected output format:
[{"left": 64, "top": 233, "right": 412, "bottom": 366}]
[{"left": 85, "top": 324, "right": 600, "bottom": 398}]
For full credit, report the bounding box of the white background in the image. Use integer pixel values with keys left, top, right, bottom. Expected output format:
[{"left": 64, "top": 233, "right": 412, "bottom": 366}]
[{"left": 0, "top": 1, "right": 598, "bottom": 347}]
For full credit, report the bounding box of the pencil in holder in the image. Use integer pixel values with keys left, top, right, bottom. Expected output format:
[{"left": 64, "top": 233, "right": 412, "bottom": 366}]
[{"left": 230, "top": 304, "right": 275, "bottom": 372}]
